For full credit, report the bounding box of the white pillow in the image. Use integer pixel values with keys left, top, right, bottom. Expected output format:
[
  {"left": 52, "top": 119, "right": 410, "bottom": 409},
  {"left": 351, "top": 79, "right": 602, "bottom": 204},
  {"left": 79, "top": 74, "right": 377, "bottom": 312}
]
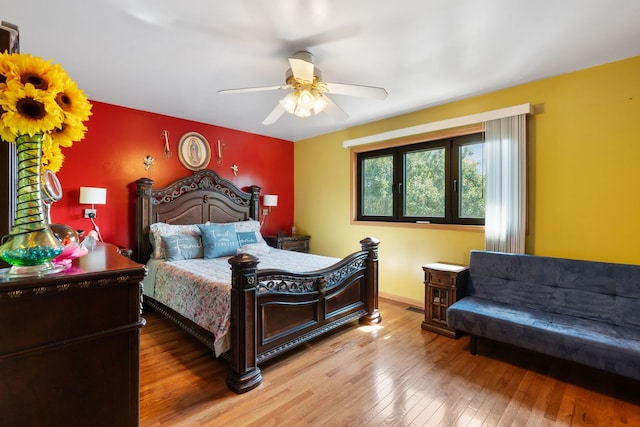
[
  {"left": 149, "top": 223, "right": 201, "bottom": 259},
  {"left": 230, "top": 219, "right": 269, "bottom": 246},
  {"left": 224, "top": 219, "right": 271, "bottom": 255}
]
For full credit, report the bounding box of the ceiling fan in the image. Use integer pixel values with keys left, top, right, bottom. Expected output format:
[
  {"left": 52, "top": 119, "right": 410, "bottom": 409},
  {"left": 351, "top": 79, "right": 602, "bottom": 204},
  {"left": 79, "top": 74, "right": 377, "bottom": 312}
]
[{"left": 218, "top": 51, "right": 388, "bottom": 125}]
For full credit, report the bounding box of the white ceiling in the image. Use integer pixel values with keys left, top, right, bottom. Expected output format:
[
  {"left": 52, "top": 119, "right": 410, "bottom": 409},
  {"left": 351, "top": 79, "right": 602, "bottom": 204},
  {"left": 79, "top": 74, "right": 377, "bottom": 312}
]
[{"left": 4, "top": 1, "right": 640, "bottom": 142}]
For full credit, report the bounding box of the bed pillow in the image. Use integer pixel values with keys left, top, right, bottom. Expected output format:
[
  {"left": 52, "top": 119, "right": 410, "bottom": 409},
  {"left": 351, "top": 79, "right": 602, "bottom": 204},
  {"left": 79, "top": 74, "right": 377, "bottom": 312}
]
[
  {"left": 161, "top": 234, "right": 203, "bottom": 261},
  {"left": 149, "top": 223, "right": 201, "bottom": 259},
  {"left": 230, "top": 219, "right": 271, "bottom": 251},
  {"left": 198, "top": 223, "right": 240, "bottom": 258},
  {"left": 236, "top": 231, "right": 259, "bottom": 246}
]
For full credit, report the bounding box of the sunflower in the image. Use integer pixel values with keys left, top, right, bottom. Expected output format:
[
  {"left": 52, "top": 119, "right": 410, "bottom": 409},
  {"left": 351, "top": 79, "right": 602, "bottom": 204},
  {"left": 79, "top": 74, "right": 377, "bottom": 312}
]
[
  {"left": 0, "top": 79, "right": 62, "bottom": 138},
  {"left": 7, "top": 53, "right": 63, "bottom": 93},
  {"left": 0, "top": 51, "right": 13, "bottom": 88},
  {"left": 41, "top": 133, "right": 64, "bottom": 173},
  {"left": 0, "top": 122, "right": 13, "bottom": 142},
  {"left": 51, "top": 64, "right": 92, "bottom": 126},
  {"left": 0, "top": 52, "right": 92, "bottom": 170},
  {"left": 50, "top": 119, "right": 88, "bottom": 148}
]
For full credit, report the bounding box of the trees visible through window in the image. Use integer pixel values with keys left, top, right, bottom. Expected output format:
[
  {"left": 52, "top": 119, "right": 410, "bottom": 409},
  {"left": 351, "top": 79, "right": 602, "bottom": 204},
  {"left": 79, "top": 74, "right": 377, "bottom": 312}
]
[{"left": 357, "top": 133, "right": 485, "bottom": 225}]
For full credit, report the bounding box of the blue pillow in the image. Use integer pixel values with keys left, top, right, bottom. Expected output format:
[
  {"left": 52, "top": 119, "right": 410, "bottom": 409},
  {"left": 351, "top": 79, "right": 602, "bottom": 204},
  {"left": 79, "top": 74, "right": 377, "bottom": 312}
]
[
  {"left": 236, "top": 231, "right": 259, "bottom": 246},
  {"left": 161, "top": 234, "right": 203, "bottom": 261},
  {"left": 198, "top": 224, "right": 239, "bottom": 258}
]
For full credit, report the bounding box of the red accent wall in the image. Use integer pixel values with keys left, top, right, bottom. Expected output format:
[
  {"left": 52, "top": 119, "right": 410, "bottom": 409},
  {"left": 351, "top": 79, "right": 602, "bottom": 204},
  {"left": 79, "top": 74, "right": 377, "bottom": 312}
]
[{"left": 51, "top": 101, "right": 293, "bottom": 250}]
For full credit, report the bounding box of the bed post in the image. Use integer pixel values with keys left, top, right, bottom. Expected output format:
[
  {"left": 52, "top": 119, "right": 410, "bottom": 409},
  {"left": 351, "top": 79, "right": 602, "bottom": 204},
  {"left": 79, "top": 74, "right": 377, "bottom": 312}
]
[
  {"left": 226, "top": 253, "right": 262, "bottom": 393},
  {"left": 135, "top": 178, "right": 154, "bottom": 263},
  {"left": 247, "top": 185, "right": 261, "bottom": 221},
  {"left": 360, "top": 237, "right": 382, "bottom": 325}
]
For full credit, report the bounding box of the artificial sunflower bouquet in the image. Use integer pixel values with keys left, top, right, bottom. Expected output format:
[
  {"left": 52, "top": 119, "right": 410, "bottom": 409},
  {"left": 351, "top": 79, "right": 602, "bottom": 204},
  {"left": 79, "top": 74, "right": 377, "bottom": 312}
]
[
  {"left": 0, "top": 51, "right": 92, "bottom": 172},
  {"left": 0, "top": 51, "right": 92, "bottom": 272}
]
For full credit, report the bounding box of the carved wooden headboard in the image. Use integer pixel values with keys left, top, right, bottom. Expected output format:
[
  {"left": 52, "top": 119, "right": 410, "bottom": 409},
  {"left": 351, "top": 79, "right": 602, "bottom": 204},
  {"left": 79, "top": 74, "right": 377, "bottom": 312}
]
[{"left": 134, "top": 169, "right": 260, "bottom": 262}]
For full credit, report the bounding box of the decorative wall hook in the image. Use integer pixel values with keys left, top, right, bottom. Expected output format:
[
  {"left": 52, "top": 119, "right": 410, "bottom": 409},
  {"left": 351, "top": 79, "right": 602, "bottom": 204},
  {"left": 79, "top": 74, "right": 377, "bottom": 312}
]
[
  {"left": 216, "top": 139, "right": 224, "bottom": 165},
  {"left": 161, "top": 130, "right": 172, "bottom": 159}
]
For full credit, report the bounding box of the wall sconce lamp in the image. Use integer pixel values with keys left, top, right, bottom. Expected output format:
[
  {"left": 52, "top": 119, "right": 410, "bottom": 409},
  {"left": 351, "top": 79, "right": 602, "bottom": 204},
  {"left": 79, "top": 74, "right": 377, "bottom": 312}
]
[
  {"left": 261, "top": 194, "right": 278, "bottom": 227},
  {"left": 79, "top": 186, "right": 107, "bottom": 241}
]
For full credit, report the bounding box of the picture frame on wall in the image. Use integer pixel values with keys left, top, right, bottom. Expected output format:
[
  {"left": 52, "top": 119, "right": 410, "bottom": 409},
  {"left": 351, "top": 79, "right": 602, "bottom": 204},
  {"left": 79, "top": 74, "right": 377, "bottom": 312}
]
[{"left": 178, "top": 132, "right": 211, "bottom": 171}]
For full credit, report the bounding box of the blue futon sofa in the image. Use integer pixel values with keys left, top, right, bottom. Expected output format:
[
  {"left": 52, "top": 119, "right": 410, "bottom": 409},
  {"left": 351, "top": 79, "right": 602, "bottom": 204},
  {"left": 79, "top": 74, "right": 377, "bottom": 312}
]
[{"left": 447, "top": 250, "right": 640, "bottom": 380}]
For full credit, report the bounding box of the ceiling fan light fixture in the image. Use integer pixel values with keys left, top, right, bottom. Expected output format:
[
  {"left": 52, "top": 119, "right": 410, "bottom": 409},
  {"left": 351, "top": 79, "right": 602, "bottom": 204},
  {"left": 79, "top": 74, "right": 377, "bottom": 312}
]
[
  {"left": 313, "top": 95, "right": 328, "bottom": 114},
  {"left": 279, "top": 92, "right": 298, "bottom": 114},
  {"left": 297, "top": 89, "right": 315, "bottom": 110},
  {"left": 294, "top": 105, "right": 312, "bottom": 118},
  {"left": 218, "top": 50, "right": 386, "bottom": 124}
]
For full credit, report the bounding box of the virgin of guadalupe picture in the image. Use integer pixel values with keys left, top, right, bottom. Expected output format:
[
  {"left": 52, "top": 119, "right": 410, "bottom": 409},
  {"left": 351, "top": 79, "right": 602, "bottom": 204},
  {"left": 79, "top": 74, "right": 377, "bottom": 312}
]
[
  {"left": 189, "top": 139, "right": 200, "bottom": 163},
  {"left": 178, "top": 132, "right": 211, "bottom": 171}
]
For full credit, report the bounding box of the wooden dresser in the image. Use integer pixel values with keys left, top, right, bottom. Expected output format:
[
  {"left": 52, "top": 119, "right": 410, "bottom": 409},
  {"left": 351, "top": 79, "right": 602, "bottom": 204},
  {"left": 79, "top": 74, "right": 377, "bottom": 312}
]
[{"left": 0, "top": 243, "right": 146, "bottom": 427}]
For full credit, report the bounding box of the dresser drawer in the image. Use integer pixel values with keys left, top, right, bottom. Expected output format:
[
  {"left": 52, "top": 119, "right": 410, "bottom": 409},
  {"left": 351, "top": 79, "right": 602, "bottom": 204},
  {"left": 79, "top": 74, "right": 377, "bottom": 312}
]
[
  {"left": 281, "top": 239, "right": 309, "bottom": 252},
  {"left": 429, "top": 270, "right": 455, "bottom": 286},
  {"left": 265, "top": 235, "right": 310, "bottom": 253}
]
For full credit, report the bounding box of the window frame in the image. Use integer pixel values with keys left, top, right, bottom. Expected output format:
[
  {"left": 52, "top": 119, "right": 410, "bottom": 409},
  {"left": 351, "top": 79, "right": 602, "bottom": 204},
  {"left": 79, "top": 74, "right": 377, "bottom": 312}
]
[{"left": 356, "top": 132, "right": 485, "bottom": 226}]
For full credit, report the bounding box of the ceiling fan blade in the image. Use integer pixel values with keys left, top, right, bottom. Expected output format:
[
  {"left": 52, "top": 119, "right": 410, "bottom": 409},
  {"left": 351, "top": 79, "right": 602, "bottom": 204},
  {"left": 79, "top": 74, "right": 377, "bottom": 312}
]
[
  {"left": 325, "top": 82, "right": 388, "bottom": 100},
  {"left": 288, "top": 51, "right": 314, "bottom": 82},
  {"left": 322, "top": 95, "right": 349, "bottom": 121},
  {"left": 262, "top": 104, "right": 286, "bottom": 125},
  {"left": 218, "top": 85, "right": 289, "bottom": 94}
]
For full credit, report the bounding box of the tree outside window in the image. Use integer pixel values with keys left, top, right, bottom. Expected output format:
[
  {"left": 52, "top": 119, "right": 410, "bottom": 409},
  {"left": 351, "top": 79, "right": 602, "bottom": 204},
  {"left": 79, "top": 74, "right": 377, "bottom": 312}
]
[{"left": 357, "top": 133, "right": 485, "bottom": 225}]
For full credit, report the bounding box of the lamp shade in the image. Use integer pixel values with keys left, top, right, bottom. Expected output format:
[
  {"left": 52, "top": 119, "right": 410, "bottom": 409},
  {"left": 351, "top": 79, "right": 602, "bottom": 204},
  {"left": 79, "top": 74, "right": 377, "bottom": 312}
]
[
  {"left": 79, "top": 187, "right": 107, "bottom": 205},
  {"left": 263, "top": 194, "right": 278, "bottom": 207}
]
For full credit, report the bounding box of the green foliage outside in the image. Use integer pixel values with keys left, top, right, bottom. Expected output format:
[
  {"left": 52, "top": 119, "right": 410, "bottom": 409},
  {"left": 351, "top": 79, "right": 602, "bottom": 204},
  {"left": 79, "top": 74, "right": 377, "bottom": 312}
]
[
  {"left": 458, "top": 142, "right": 485, "bottom": 218},
  {"left": 362, "top": 142, "right": 485, "bottom": 220},
  {"left": 405, "top": 147, "right": 445, "bottom": 216},
  {"left": 362, "top": 155, "right": 393, "bottom": 216}
]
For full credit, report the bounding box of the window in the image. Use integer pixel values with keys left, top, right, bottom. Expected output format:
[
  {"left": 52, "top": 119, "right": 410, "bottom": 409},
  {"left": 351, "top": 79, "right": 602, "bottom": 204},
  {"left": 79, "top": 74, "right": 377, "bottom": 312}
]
[{"left": 357, "top": 133, "right": 485, "bottom": 225}]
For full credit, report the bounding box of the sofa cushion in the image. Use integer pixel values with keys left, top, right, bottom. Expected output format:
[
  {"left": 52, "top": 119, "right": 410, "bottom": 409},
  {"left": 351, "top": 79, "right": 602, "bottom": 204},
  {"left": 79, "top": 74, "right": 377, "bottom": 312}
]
[
  {"left": 466, "top": 251, "right": 640, "bottom": 326},
  {"left": 448, "top": 297, "right": 640, "bottom": 380}
]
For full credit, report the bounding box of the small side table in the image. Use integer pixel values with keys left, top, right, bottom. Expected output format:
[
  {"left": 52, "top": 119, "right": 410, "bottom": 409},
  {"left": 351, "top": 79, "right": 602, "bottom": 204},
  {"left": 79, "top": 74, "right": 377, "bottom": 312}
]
[
  {"left": 264, "top": 235, "right": 310, "bottom": 253},
  {"left": 421, "top": 262, "right": 468, "bottom": 338}
]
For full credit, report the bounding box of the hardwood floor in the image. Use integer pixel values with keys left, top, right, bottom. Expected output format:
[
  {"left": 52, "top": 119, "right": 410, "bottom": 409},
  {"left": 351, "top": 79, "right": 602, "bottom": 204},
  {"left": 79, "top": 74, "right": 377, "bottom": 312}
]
[{"left": 140, "top": 299, "right": 640, "bottom": 426}]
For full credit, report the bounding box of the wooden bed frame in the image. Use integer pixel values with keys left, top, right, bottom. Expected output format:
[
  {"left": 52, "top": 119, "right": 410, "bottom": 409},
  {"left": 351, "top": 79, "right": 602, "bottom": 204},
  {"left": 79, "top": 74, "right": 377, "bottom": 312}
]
[{"left": 134, "top": 169, "right": 381, "bottom": 393}]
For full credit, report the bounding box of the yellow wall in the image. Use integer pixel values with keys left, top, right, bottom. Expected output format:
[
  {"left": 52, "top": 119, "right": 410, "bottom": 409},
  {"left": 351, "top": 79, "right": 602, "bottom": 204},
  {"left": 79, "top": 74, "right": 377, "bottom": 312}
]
[{"left": 294, "top": 56, "right": 640, "bottom": 305}]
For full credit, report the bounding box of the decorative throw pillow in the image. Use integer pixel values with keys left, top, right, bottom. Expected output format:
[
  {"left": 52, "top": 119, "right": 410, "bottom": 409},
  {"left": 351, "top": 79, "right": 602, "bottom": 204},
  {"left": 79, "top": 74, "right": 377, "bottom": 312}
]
[
  {"left": 230, "top": 219, "right": 271, "bottom": 251},
  {"left": 149, "top": 223, "right": 201, "bottom": 259},
  {"left": 198, "top": 223, "right": 240, "bottom": 258},
  {"left": 236, "top": 231, "right": 259, "bottom": 246},
  {"left": 161, "top": 234, "right": 203, "bottom": 261}
]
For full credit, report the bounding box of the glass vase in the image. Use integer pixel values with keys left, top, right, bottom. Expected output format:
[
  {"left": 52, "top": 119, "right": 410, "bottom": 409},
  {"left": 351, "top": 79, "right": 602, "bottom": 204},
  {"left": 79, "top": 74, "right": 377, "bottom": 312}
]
[{"left": 0, "top": 134, "right": 64, "bottom": 277}]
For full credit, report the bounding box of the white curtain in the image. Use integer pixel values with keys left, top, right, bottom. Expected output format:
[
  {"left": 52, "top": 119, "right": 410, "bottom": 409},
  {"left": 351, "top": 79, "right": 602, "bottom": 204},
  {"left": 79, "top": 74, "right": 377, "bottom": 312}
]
[{"left": 484, "top": 114, "right": 527, "bottom": 253}]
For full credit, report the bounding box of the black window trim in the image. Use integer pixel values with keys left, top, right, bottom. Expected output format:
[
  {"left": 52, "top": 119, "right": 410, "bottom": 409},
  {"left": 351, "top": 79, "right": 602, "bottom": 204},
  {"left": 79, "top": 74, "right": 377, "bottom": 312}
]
[{"left": 356, "top": 133, "right": 485, "bottom": 226}]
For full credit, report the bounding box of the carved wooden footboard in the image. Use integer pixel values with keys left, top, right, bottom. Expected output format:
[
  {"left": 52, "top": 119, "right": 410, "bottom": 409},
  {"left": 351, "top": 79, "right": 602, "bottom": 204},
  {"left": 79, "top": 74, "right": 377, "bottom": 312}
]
[{"left": 227, "top": 238, "right": 381, "bottom": 393}]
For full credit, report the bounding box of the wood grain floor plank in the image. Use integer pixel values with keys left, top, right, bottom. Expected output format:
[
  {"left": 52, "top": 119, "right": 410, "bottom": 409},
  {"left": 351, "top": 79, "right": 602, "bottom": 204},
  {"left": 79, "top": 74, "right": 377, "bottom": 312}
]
[{"left": 140, "top": 299, "right": 640, "bottom": 426}]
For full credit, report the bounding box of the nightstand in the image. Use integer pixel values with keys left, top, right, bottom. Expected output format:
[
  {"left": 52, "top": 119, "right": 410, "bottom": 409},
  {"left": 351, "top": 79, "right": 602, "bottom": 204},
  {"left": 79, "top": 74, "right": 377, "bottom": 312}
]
[
  {"left": 118, "top": 246, "right": 133, "bottom": 258},
  {"left": 421, "top": 262, "right": 468, "bottom": 338},
  {"left": 265, "top": 235, "right": 310, "bottom": 253}
]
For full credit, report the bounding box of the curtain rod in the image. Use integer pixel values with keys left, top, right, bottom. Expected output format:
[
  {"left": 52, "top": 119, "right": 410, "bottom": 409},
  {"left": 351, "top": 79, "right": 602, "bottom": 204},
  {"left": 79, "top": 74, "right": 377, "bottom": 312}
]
[{"left": 343, "top": 103, "right": 532, "bottom": 148}]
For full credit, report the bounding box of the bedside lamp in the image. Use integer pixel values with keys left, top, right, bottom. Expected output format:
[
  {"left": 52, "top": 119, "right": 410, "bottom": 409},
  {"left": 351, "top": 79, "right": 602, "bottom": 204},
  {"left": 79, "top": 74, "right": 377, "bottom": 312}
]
[
  {"left": 79, "top": 187, "right": 107, "bottom": 242},
  {"left": 261, "top": 194, "right": 278, "bottom": 228}
]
